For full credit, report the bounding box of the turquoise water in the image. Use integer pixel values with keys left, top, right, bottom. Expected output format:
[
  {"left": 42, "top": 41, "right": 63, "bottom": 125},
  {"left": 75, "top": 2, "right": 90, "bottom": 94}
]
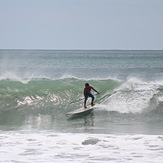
[{"left": 0, "top": 50, "right": 163, "bottom": 162}]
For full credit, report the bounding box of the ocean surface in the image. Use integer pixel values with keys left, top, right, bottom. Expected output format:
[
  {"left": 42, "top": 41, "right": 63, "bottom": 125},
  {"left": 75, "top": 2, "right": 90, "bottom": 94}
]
[{"left": 0, "top": 50, "right": 163, "bottom": 162}]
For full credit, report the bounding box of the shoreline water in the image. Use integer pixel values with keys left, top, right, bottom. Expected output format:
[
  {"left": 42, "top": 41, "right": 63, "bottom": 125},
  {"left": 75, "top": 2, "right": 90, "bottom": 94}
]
[{"left": 0, "top": 131, "right": 163, "bottom": 163}]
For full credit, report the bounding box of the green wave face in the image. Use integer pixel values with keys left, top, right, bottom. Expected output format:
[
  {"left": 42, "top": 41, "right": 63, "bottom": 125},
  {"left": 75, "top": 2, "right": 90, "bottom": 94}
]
[{"left": 0, "top": 78, "right": 162, "bottom": 130}]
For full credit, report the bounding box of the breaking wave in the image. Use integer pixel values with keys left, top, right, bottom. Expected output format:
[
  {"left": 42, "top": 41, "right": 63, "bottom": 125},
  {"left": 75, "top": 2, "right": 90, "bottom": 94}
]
[{"left": 0, "top": 77, "right": 162, "bottom": 115}]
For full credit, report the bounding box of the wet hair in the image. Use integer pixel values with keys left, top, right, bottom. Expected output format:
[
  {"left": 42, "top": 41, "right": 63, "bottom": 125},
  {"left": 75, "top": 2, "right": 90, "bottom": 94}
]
[{"left": 85, "top": 83, "right": 89, "bottom": 86}]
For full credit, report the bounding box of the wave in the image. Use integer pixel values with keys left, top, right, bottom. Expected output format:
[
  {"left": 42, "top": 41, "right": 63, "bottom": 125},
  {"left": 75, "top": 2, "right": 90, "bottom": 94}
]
[
  {"left": 99, "top": 78, "right": 163, "bottom": 114},
  {"left": 0, "top": 77, "right": 162, "bottom": 114},
  {"left": 0, "top": 77, "right": 163, "bottom": 130}
]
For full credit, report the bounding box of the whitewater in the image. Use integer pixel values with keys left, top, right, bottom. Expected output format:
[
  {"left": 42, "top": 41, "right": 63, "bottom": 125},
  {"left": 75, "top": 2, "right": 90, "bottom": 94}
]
[{"left": 0, "top": 50, "right": 163, "bottom": 162}]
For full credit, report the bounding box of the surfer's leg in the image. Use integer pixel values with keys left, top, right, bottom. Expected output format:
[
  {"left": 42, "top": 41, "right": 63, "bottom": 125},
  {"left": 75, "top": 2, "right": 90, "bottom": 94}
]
[
  {"left": 90, "top": 94, "right": 95, "bottom": 106},
  {"left": 84, "top": 95, "right": 88, "bottom": 108},
  {"left": 91, "top": 99, "right": 94, "bottom": 106},
  {"left": 84, "top": 99, "right": 87, "bottom": 108}
]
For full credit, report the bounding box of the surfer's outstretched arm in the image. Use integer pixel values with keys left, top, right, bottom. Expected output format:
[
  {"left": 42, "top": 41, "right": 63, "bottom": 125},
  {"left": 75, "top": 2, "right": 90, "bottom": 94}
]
[{"left": 92, "top": 87, "right": 100, "bottom": 94}]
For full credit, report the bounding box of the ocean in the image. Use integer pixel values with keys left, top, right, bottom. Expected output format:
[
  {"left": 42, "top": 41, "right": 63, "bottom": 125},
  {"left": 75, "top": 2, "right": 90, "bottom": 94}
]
[{"left": 0, "top": 50, "right": 163, "bottom": 162}]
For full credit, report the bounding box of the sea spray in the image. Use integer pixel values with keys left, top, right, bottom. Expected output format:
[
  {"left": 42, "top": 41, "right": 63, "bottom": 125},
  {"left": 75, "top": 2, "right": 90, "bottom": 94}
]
[{"left": 99, "top": 78, "right": 161, "bottom": 114}]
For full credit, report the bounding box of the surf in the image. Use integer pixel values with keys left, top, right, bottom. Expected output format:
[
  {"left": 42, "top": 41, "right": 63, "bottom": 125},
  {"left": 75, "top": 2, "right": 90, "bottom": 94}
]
[
  {"left": 0, "top": 77, "right": 162, "bottom": 112},
  {"left": 0, "top": 76, "right": 162, "bottom": 132}
]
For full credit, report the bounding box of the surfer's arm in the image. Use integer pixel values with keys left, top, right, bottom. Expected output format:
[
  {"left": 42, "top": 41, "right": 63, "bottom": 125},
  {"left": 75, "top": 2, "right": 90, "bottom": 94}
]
[{"left": 91, "top": 87, "right": 100, "bottom": 94}]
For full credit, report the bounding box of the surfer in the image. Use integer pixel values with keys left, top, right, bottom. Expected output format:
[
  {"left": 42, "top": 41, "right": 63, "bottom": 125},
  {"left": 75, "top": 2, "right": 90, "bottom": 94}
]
[{"left": 84, "top": 83, "right": 100, "bottom": 108}]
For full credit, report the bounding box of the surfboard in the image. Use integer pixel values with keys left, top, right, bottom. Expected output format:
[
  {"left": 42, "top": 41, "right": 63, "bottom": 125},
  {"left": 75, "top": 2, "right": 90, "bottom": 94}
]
[{"left": 66, "top": 104, "right": 95, "bottom": 117}]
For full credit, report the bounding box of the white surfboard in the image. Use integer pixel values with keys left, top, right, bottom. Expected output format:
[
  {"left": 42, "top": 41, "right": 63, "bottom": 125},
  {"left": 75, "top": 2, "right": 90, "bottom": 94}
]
[{"left": 66, "top": 104, "right": 95, "bottom": 117}]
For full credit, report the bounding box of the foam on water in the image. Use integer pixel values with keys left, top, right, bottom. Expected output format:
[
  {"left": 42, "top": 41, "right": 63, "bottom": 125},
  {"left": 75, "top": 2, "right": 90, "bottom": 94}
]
[
  {"left": 98, "top": 78, "right": 161, "bottom": 114},
  {"left": 0, "top": 131, "right": 163, "bottom": 163}
]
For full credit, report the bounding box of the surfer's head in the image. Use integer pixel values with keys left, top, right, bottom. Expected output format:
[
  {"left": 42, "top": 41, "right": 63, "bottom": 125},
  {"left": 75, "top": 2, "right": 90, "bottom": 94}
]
[{"left": 85, "top": 83, "right": 89, "bottom": 87}]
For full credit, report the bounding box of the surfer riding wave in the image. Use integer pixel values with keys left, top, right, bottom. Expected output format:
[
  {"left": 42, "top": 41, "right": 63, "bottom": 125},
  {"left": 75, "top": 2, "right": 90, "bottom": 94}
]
[{"left": 84, "top": 83, "right": 100, "bottom": 108}]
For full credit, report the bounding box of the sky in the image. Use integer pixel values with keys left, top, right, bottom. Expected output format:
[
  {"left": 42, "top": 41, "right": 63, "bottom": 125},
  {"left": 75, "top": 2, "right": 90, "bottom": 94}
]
[{"left": 0, "top": 0, "right": 163, "bottom": 50}]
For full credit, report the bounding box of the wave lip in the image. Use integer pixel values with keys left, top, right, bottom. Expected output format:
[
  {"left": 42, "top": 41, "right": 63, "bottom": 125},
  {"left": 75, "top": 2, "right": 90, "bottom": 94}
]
[{"left": 97, "top": 78, "right": 163, "bottom": 114}]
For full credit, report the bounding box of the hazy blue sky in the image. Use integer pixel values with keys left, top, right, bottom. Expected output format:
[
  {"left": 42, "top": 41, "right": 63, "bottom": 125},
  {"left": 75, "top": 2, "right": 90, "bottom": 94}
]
[{"left": 0, "top": 0, "right": 162, "bottom": 50}]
